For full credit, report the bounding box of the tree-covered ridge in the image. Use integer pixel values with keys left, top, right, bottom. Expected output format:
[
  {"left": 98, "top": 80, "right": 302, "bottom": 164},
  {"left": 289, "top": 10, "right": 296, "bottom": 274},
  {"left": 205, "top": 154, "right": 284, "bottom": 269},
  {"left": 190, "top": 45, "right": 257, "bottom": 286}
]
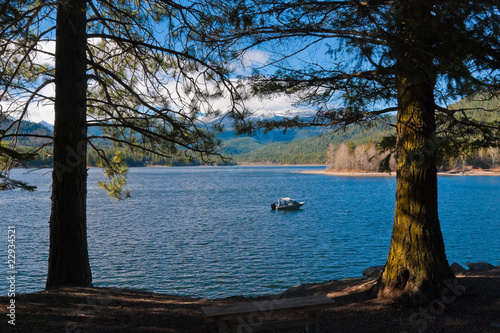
[
  {"left": 0, "top": 119, "right": 52, "bottom": 146},
  {"left": 324, "top": 97, "right": 500, "bottom": 171},
  {"left": 4, "top": 117, "right": 393, "bottom": 166},
  {"left": 450, "top": 96, "right": 500, "bottom": 119},
  {"left": 7, "top": 93, "right": 500, "bottom": 168},
  {"left": 231, "top": 120, "right": 395, "bottom": 164},
  {"left": 10, "top": 144, "right": 233, "bottom": 168}
]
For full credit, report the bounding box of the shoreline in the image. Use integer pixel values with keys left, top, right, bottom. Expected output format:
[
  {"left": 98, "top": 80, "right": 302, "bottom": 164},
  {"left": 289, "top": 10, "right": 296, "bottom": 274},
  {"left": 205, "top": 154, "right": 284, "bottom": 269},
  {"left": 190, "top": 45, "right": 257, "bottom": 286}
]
[
  {"left": 298, "top": 168, "right": 500, "bottom": 177},
  {"left": 2, "top": 267, "right": 499, "bottom": 332}
]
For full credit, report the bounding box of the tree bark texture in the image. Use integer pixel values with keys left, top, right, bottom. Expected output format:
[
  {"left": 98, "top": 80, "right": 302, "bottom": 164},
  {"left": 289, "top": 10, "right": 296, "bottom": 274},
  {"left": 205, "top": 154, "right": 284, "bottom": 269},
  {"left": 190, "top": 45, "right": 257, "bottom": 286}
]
[
  {"left": 378, "top": 0, "right": 455, "bottom": 303},
  {"left": 46, "top": 0, "right": 92, "bottom": 288}
]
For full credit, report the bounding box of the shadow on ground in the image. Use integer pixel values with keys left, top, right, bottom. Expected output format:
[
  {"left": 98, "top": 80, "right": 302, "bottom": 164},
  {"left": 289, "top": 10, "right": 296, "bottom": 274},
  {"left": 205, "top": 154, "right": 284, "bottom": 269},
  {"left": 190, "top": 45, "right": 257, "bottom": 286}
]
[{"left": 1, "top": 268, "right": 499, "bottom": 332}]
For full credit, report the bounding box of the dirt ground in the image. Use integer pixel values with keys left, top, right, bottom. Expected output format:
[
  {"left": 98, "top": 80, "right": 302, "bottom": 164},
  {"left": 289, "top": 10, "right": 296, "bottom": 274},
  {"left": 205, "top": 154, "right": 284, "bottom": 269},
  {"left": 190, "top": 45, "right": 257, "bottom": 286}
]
[{"left": 1, "top": 268, "right": 499, "bottom": 333}]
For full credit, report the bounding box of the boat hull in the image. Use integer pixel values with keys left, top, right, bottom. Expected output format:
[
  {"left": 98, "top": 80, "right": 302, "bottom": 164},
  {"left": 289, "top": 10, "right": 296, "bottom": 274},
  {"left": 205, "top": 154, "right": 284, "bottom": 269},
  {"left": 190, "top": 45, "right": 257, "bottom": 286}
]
[{"left": 271, "top": 202, "right": 304, "bottom": 211}]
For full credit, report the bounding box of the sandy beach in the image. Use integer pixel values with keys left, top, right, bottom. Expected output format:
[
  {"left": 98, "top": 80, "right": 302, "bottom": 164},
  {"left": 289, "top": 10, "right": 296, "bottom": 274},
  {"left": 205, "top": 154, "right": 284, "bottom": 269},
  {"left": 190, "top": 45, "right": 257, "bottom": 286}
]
[{"left": 298, "top": 168, "right": 500, "bottom": 177}]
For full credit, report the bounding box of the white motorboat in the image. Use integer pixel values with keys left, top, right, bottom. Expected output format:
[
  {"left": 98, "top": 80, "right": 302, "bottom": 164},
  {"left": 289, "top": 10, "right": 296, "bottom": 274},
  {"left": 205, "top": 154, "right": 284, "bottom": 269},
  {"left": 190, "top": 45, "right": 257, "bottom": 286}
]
[{"left": 270, "top": 197, "right": 305, "bottom": 211}]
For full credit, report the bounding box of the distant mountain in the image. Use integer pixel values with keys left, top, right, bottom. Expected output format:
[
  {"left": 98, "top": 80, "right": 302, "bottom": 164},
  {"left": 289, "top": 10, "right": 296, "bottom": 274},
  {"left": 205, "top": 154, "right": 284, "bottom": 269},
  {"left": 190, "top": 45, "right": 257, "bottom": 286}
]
[
  {"left": 38, "top": 120, "right": 104, "bottom": 137},
  {"left": 219, "top": 127, "right": 333, "bottom": 158},
  {"left": 228, "top": 119, "right": 396, "bottom": 164},
  {"left": 218, "top": 126, "right": 325, "bottom": 143},
  {"left": 39, "top": 121, "right": 54, "bottom": 131},
  {"left": 245, "top": 108, "right": 317, "bottom": 122},
  {"left": 214, "top": 108, "right": 324, "bottom": 145},
  {"left": 6, "top": 96, "right": 498, "bottom": 166},
  {"left": 2, "top": 119, "right": 104, "bottom": 146},
  {"left": 0, "top": 119, "right": 53, "bottom": 146},
  {"left": 1, "top": 114, "right": 395, "bottom": 165},
  {"left": 226, "top": 96, "right": 500, "bottom": 164},
  {"left": 205, "top": 108, "right": 316, "bottom": 128}
]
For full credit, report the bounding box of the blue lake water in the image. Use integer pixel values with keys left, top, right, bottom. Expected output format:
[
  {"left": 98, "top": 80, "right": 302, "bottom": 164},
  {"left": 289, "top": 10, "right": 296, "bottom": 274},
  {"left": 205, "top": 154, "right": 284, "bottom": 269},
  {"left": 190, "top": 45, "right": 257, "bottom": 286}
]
[{"left": 2, "top": 166, "right": 499, "bottom": 298}]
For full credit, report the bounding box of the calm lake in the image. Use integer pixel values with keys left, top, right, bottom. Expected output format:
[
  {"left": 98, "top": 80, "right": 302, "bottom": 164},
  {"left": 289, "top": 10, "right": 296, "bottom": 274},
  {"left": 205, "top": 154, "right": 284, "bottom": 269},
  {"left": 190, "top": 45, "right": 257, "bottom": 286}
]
[{"left": 2, "top": 166, "right": 499, "bottom": 298}]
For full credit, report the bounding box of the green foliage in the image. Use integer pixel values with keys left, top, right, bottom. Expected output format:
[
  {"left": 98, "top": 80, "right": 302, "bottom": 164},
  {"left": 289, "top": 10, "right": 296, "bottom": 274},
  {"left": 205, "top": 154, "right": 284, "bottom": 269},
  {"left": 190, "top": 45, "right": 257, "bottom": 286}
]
[
  {"left": 233, "top": 136, "right": 328, "bottom": 164},
  {"left": 98, "top": 152, "right": 131, "bottom": 200},
  {"left": 231, "top": 119, "right": 395, "bottom": 164},
  {"left": 0, "top": 174, "right": 36, "bottom": 191},
  {"left": 1, "top": 1, "right": 245, "bottom": 195},
  {"left": 0, "top": 144, "right": 37, "bottom": 164},
  {"left": 9, "top": 98, "right": 499, "bottom": 169},
  {"left": 0, "top": 144, "right": 37, "bottom": 191},
  {"left": 221, "top": 137, "right": 265, "bottom": 155},
  {"left": 198, "top": 0, "right": 500, "bottom": 162}
]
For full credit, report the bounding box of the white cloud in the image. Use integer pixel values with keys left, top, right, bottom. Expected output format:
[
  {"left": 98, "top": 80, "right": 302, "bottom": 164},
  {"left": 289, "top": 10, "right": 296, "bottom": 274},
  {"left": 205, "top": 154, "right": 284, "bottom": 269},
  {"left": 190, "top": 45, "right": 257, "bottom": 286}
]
[
  {"left": 28, "top": 72, "right": 55, "bottom": 124},
  {"left": 26, "top": 100, "right": 55, "bottom": 124},
  {"left": 1, "top": 40, "right": 56, "bottom": 124},
  {"left": 240, "top": 50, "right": 269, "bottom": 69},
  {"left": 0, "top": 96, "right": 55, "bottom": 125},
  {"left": 5, "top": 40, "right": 305, "bottom": 126},
  {"left": 36, "top": 41, "right": 56, "bottom": 66},
  {"left": 245, "top": 94, "right": 295, "bottom": 111}
]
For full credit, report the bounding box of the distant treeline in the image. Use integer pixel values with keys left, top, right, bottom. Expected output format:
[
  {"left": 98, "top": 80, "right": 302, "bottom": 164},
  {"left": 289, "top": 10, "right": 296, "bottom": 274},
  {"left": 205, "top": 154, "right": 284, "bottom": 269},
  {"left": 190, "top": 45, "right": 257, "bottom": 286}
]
[
  {"left": 326, "top": 142, "right": 500, "bottom": 172},
  {"left": 231, "top": 120, "right": 395, "bottom": 165},
  {"left": 3, "top": 96, "right": 499, "bottom": 169},
  {"left": 13, "top": 135, "right": 500, "bottom": 171},
  {"left": 439, "top": 147, "right": 500, "bottom": 170},
  {"left": 326, "top": 97, "right": 500, "bottom": 171},
  {"left": 13, "top": 146, "right": 233, "bottom": 168},
  {"left": 326, "top": 142, "right": 396, "bottom": 172}
]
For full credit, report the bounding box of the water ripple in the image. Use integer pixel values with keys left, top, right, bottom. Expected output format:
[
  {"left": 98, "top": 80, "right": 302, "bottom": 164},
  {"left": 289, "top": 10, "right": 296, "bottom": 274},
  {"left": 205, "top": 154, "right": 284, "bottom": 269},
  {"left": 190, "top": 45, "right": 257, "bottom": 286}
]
[{"left": 2, "top": 166, "right": 499, "bottom": 298}]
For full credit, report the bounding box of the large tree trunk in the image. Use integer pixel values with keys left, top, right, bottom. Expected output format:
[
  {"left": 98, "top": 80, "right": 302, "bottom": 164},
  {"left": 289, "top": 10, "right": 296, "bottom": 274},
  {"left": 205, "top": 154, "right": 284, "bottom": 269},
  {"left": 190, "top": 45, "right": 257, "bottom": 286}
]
[
  {"left": 377, "top": 0, "right": 455, "bottom": 304},
  {"left": 46, "top": 0, "right": 91, "bottom": 288},
  {"left": 378, "top": 74, "right": 455, "bottom": 304}
]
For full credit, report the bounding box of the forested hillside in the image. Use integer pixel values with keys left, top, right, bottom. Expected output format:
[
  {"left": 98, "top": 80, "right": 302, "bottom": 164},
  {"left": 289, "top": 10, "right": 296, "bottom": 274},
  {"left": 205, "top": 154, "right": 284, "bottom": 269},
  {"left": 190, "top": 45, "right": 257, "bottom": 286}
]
[
  {"left": 450, "top": 97, "right": 500, "bottom": 120},
  {"left": 2, "top": 97, "right": 498, "bottom": 168},
  {"left": 229, "top": 120, "right": 395, "bottom": 164},
  {"left": 0, "top": 120, "right": 52, "bottom": 146},
  {"left": 325, "top": 96, "right": 500, "bottom": 171}
]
